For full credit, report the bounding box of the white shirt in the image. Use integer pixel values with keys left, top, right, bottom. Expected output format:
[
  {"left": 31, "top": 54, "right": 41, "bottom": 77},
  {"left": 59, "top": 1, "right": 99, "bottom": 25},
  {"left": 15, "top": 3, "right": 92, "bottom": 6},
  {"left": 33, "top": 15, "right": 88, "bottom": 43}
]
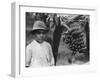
[{"left": 26, "top": 40, "right": 54, "bottom": 67}]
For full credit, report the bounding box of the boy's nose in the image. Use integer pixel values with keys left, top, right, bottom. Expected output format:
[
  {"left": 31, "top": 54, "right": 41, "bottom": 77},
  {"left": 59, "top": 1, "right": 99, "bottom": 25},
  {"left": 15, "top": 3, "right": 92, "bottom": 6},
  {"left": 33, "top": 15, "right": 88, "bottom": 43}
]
[{"left": 40, "top": 33, "right": 44, "bottom": 37}]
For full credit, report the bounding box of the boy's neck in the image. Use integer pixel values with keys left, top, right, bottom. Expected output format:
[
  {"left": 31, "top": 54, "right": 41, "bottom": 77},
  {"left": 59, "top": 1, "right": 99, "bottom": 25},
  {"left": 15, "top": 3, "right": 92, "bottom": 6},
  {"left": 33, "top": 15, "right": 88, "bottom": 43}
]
[{"left": 35, "top": 39, "right": 44, "bottom": 44}]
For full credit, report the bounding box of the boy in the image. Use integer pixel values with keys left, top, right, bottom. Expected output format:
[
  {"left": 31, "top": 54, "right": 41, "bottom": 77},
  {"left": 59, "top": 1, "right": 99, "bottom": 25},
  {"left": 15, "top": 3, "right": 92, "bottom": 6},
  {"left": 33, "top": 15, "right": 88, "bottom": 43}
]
[{"left": 26, "top": 20, "right": 55, "bottom": 67}]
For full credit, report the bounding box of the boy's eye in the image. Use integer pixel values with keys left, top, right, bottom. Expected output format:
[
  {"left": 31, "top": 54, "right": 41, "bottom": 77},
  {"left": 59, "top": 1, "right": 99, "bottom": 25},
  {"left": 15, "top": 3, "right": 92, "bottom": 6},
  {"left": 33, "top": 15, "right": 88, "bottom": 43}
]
[{"left": 37, "top": 32, "right": 45, "bottom": 34}]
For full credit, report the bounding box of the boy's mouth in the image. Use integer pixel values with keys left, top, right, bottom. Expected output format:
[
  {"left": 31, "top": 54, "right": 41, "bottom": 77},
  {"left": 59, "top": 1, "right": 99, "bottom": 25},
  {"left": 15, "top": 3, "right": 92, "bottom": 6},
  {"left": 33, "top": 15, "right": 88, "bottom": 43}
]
[{"left": 36, "top": 38, "right": 44, "bottom": 43}]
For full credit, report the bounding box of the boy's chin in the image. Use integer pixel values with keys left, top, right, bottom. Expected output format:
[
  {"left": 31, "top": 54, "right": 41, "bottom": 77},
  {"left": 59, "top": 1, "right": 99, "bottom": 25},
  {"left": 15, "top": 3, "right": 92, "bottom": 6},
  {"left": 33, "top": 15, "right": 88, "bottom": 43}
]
[{"left": 36, "top": 40, "right": 44, "bottom": 43}]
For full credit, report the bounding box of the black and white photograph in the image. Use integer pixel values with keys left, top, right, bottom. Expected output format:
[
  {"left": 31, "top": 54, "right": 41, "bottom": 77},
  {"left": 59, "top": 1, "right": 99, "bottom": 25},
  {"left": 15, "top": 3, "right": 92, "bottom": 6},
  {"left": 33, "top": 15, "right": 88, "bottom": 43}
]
[
  {"left": 25, "top": 12, "right": 90, "bottom": 68},
  {"left": 11, "top": 2, "right": 97, "bottom": 77}
]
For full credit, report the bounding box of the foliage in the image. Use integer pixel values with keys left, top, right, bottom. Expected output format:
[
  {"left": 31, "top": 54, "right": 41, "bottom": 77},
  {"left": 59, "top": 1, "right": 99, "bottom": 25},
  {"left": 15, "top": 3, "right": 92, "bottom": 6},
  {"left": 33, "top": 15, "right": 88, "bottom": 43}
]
[{"left": 63, "top": 27, "right": 86, "bottom": 55}]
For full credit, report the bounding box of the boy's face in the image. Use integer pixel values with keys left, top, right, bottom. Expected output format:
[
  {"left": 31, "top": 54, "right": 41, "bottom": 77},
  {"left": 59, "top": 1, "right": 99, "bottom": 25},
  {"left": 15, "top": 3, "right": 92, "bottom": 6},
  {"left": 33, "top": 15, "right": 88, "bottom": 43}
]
[{"left": 34, "top": 30, "right": 46, "bottom": 43}]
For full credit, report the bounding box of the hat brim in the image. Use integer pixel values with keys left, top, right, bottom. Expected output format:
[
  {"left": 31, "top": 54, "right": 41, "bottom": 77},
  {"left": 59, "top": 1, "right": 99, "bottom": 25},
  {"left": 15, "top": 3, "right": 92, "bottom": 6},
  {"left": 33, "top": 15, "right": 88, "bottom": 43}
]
[{"left": 30, "top": 29, "right": 49, "bottom": 34}]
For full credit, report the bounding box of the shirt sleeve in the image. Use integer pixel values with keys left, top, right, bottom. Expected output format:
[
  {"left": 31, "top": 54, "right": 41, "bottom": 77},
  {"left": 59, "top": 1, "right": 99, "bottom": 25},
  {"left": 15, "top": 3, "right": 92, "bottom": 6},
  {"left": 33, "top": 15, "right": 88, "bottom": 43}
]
[
  {"left": 48, "top": 44, "right": 55, "bottom": 66},
  {"left": 26, "top": 45, "right": 32, "bottom": 67}
]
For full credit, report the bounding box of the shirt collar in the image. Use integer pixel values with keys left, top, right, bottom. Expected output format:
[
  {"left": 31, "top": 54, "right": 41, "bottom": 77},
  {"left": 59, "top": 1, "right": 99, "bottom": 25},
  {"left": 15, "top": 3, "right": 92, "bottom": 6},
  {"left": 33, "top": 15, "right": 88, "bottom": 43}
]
[{"left": 34, "top": 40, "right": 45, "bottom": 46}]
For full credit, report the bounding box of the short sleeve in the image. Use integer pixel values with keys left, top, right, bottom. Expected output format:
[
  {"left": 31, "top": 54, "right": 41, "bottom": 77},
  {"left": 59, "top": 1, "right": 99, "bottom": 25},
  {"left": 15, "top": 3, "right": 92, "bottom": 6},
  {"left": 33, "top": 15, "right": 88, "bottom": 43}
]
[{"left": 26, "top": 45, "right": 32, "bottom": 67}]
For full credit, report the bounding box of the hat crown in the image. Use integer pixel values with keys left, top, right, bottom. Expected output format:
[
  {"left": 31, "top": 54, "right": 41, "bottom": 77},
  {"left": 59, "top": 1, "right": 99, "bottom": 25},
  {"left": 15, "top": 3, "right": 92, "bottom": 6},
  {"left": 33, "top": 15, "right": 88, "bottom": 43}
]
[{"left": 32, "top": 20, "right": 47, "bottom": 31}]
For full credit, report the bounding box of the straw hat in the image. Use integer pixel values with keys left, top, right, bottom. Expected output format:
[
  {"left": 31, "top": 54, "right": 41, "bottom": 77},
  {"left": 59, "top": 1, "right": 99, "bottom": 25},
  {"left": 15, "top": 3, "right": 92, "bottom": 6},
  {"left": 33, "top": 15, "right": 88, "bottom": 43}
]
[{"left": 32, "top": 20, "right": 48, "bottom": 31}]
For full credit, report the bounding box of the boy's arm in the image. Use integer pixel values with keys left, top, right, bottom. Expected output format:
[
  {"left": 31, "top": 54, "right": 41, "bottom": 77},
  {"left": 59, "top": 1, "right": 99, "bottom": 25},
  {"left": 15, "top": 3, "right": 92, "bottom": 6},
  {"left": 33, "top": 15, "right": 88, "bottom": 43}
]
[{"left": 26, "top": 46, "right": 32, "bottom": 67}]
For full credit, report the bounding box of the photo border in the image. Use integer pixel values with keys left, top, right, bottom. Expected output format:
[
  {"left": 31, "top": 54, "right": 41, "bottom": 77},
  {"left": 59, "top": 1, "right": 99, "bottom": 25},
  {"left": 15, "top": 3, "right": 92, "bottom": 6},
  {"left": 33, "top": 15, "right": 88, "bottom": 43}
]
[{"left": 11, "top": 2, "right": 97, "bottom": 78}]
